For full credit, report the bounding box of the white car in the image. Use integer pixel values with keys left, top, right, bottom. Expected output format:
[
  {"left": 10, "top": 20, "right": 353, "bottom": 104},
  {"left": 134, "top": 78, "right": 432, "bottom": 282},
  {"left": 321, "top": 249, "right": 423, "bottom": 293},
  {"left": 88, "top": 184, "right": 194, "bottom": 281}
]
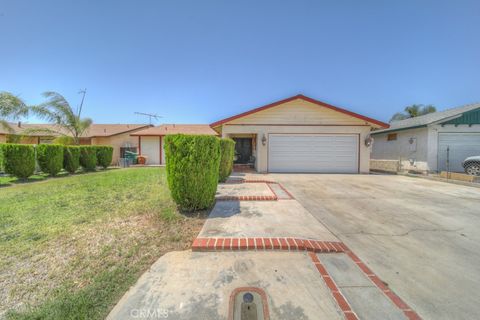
[{"left": 462, "top": 156, "right": 480, "bottom": 176}]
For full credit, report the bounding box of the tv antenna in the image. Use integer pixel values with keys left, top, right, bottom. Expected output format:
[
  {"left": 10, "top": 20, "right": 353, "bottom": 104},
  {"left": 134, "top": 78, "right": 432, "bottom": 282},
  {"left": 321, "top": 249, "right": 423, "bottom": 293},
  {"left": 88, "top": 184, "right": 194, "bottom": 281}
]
[{"left": 134, "top": 112, "right": 162, "bottom": 124}]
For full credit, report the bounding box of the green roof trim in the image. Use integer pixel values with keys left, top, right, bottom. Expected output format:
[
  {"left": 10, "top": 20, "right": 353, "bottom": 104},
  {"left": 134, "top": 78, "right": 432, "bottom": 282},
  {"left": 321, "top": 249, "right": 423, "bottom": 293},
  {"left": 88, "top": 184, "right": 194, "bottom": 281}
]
[
  {"left": 440, "top": 108, "right": 480, "bottom": 126},
  {"left": 371, "top": 124, "right": 427, "bottom": 135}
]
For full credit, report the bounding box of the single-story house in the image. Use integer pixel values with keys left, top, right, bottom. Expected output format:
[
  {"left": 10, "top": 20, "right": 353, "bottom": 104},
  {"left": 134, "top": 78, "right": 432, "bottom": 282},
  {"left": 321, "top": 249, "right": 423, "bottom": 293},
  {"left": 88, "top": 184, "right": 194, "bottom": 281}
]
[
  {"left": 371, "top": 103, "right": 480, "bottom": 173},
  {"left": 0, "top": 122, "right": 152, "bottom": 165},
  {"left": 130, "top": 124, "right": 218, "bottom": 165},
  {"left": 210, "top": 94, "right": 388, "bottom": 173}
]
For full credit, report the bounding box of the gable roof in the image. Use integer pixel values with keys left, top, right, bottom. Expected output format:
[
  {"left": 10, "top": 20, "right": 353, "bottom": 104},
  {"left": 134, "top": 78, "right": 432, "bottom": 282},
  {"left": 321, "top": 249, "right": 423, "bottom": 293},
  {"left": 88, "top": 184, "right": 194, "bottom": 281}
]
[
  {"left": 372, "top": 103, "right": 480, "bottom": 134},
  {"left": 0, "top": 123, "right": 151, "bottom": 137},
  {"left": 131, "top": 124, "right": 218, "bottom": 136},
  {"left": 210, "top": 94, "right": 389, "bottom": 128}
]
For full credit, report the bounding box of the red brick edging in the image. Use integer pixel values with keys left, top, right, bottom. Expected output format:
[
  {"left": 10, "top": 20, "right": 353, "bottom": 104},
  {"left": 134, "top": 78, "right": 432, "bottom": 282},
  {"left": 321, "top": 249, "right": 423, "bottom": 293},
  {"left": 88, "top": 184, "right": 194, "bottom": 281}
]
[
  {"left": 341, "top": 244, "right": 422, "bottom": 320},
  {"left": 222, "top": 179, "right": 295, "bottom": 200},
  {"left": 309, "top": 252, "right": 359, "bottom": 320},
  {"left": 216, "top": 195, "right": 278, "bottom": 201},
  {"left": 192, "top": 237, "right": 344, "bottom": 253}
]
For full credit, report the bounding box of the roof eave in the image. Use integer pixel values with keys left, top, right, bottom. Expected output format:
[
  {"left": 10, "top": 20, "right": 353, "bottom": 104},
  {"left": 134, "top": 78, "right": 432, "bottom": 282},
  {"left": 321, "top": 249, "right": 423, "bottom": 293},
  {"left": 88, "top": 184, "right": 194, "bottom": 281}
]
[{"left": 210, "top": 94, "right": 389, "bottom": 129}]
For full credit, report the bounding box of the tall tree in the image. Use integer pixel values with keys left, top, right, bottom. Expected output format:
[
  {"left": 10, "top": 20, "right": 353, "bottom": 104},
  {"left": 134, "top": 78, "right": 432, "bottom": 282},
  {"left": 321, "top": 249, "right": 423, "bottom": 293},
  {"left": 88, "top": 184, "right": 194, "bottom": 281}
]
[
  {"left": 30, "top": 92, "right": 92, "bottom": 144},
  {"left": 0, "top": 92, "right": 29, "bottom": 132},
  {"left": 390, "top": 104, "right": 436, "bottom": 122}
]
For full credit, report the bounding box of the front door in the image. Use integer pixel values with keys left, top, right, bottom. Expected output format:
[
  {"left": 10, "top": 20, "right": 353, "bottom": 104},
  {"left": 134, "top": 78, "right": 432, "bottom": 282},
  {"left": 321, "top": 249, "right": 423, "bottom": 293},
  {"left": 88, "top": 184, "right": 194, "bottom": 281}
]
[{"left": 234, "top": 138, "right": 252, "bottom": 164}]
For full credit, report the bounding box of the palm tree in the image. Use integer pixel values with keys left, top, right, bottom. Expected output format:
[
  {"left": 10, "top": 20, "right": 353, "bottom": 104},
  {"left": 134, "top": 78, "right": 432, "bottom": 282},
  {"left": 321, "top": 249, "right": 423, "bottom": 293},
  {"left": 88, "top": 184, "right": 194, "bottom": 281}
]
[
  {"left": 390, "top": 104, "right": 436, "bottom": 122},
  {"left": 30, "top": 92, "right": 92, "bottom": 144},
  {"left": 0, "top": 92, "right": 29, "bottom": 132}
]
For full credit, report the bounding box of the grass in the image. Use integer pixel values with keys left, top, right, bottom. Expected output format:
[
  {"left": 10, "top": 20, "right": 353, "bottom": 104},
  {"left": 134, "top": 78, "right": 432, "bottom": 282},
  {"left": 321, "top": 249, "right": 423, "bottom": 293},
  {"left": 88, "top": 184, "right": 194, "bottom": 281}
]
[{"left": 0, "top": 167, "right": 206, "bottom": 319}]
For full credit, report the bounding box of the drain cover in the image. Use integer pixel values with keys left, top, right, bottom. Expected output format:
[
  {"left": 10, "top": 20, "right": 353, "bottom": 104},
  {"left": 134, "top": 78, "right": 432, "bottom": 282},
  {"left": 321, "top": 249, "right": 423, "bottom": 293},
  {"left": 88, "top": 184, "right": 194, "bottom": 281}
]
[{"left": 230, "top": 287, "right": 269, "bottom": 320}]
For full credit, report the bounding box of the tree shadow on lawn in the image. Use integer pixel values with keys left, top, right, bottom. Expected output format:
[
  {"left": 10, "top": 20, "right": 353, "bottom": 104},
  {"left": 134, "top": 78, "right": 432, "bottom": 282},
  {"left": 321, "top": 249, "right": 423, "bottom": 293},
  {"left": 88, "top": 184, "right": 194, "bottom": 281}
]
[{"left": 0, "top": 168, "right": 120, "bottom": 188}]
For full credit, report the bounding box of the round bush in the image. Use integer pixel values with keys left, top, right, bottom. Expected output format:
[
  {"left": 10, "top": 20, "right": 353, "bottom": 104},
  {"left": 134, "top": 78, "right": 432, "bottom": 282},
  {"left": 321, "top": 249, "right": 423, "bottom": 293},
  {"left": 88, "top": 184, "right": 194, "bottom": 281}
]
[
  {"left": 79, "top": 146, "right": 97, "bottom": 171},
  {"left": 219, "top": 138, "right": 235, "bottom": 182},
  {"left": 96, "top": 146, "right": 113, "bottom": 169},
  {"left": 2, "top": 144, "right": 36, "bottom": 179},
  {"left": 64, "top": 146, "right": 81, "bottom": 174},
  {"left": 164, "top": 134, "right": 220, "bottom": 211},
  {"left": 36, "top": 144, "right": 64, "bottom": 176}
]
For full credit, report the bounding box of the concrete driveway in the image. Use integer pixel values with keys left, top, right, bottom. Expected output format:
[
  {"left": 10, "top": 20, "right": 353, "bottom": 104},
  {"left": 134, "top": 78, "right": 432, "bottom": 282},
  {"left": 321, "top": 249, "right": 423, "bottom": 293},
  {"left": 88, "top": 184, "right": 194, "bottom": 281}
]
[{"left": 273, "top": 174, "right": 480, "bottom": 320}]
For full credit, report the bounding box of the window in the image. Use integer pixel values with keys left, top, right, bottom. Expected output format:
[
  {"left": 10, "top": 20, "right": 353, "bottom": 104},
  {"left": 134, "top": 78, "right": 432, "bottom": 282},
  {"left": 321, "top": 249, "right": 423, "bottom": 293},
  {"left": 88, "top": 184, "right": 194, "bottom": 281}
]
[
  {"left": 120, "top": 147, "right": 138, "bottom": 158},
  {"left": 387, "top": 133, "right": 397, "bottom": 141}
]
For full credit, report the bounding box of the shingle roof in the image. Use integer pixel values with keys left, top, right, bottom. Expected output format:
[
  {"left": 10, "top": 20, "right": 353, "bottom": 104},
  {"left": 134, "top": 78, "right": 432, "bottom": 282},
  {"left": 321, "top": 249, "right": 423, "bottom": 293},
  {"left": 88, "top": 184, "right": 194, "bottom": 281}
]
[
  {"left": 372, "top": 103, "right": 480, "bottom": 134},
  {"left": 0, "top": 123, "right": 151, "bottom": 137},
  {"left": 131, "top": 124, "right": 218, "bottom": 136}
]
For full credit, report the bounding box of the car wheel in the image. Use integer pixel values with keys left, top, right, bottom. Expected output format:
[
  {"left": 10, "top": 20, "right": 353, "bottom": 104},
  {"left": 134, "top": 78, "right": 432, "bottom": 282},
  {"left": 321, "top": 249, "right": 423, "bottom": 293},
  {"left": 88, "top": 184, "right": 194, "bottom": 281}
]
[{"left": 465, "top": 163, "right": 480, "bottom": 176}]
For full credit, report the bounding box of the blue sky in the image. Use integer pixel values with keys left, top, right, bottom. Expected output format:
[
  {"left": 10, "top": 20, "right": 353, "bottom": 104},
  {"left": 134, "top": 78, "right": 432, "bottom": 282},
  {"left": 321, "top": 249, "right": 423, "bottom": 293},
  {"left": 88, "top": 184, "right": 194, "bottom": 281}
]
[{"left": 1, "top": 0, "right": 479, "bottom": 125}]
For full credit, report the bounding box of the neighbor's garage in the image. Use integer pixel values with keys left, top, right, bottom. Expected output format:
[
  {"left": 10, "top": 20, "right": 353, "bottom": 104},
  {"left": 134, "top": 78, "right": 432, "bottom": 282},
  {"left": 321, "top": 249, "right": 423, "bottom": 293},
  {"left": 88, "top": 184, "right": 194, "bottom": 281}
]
[
  {"left": 268, "top": 134, "right": 359, "bottom": 173},
  {"left": 438, "top": 133, "right": 480, "bottom": 172}
]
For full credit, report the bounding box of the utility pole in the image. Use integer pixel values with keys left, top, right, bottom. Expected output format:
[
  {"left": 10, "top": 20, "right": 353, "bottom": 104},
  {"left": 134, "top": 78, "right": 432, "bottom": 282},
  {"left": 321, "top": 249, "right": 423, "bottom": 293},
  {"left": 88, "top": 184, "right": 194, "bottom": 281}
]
[{"left": 78, "top": 89, "right": 87, "bottom": 117}]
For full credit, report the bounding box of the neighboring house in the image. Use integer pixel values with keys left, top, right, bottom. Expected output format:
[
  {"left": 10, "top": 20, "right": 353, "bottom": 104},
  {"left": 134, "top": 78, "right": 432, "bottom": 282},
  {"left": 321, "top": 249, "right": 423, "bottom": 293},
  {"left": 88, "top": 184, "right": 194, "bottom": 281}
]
[
  {"left": 371, "top": 103, "right": 480, "bottom": 173},
  {"left": 210, "top": 94, "right": 388, "bottom": 173},
  {"left": 0, "top": 122, "right": 152, "bottom": 165},
  {"left": 130, "top": 124, "right": 218, "bottom": 165}
]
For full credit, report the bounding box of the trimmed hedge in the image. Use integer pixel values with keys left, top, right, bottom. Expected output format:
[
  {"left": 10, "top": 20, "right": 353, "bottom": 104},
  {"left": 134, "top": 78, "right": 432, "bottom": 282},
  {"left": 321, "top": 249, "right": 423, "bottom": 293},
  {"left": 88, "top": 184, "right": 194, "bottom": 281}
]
[
  {"left": 0, "top": 144, "right": 4, "bottom": 172},
  {"left": 79, "top": 146, "right": 97, "bottom": 171},
  {"left": 64, "top": 146, "right": 81, "bottom": 173},
  {"left": 164, "top": 134, "right": 220, "bottom": 211},
  {"left": 219, "top": 138, "right": 235, "bottom": 182},
  {"left": 1, "top": 144, "right": 36, "bottom": 179},
  {"left": 96, "top": 146, "right": 113, "bottom": 169},
  {"left": 36, "top": 144, "right": 64, "bottom": 176}
]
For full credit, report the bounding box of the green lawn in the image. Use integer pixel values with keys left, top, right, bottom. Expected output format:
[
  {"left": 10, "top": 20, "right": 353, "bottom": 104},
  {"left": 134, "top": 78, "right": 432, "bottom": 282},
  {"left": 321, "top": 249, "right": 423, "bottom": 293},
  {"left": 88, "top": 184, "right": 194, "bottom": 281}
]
[{"left": 0, "top": 167, "right": 206, "bottom": 319}]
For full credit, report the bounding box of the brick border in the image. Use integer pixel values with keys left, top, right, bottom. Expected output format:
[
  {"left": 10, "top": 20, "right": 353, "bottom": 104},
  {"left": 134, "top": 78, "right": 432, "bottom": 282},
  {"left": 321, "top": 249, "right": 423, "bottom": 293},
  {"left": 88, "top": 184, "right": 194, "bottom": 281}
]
[
  {"left": 309, "top": 252, "right": 359, "bottom": 320},
  {"left": 216, "top": 195, "right": 278, "bottom": 201},
  {"left": 340, "top": 244, "right": 422, "bottom": 320},
  {"left": 192, "top": 237, "right": 344, "bottom": 253},
  {"left": 222, "top": 179, "right": 295, "bottom": 200}
]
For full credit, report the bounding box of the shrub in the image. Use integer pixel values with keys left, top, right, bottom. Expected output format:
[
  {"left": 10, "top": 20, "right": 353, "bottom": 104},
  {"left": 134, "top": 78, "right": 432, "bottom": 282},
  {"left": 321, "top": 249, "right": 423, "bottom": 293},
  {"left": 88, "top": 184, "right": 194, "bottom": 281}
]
[
  {"left": 36, "top": 144, "right": 64, "bottom": 176},
  {"left": 96, "top": 146, "right": 113, "bottom": 169},
  {"left": 79, "top": 146, "right": 97, "bottom": 171},
  {"left": 2, "top": 144, "right": 36, "bottom": 179},
  {"left": 0, "top": 144, "right": 4, "bottom": 172},
  {"left": 218, "top": 138, "right": 235, "bottom": 182},
  {"left": 64, "top": 146, "right": 81, "bottom": 173},
  {"left": 164, "top": 134, "right": 220, "bottom": 211}
]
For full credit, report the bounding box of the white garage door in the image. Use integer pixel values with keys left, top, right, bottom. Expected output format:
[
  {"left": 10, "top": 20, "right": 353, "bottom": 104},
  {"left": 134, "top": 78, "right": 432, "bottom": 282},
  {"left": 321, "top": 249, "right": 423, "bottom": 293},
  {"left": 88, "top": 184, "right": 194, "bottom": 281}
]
[
  {"left": 438, "top": 133, "right": 480, "bottom": 172},
  {"left": 268, "top": 134, "right": 359, "bottom": 173},
  {"left": 140, "top": 136, "right": 160, "bottom": 165}
]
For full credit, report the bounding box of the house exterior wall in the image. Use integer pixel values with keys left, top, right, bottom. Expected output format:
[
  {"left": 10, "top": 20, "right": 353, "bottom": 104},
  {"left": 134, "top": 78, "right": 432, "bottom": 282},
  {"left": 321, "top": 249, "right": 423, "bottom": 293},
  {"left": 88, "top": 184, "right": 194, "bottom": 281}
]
[
  {"left": 427, "top": 124, "right": 480, "bottom": 172},
  {"left": 0, "top": 134, "right": 6, "bottom": 143},
  {"left": 139, "top": 136, "right": 161, "bottom": 165},
  {"left": 92, "top": 132, "right": 140, "bottom": 165},
  {"left": 221, "top": 124, "right": 372, "bottom": 173},
  {"left": 371, "top": 127, "right": 429, "bottom": 171},
  {"left": 228, "top": 99, "right": 367, "bottom": 126}
]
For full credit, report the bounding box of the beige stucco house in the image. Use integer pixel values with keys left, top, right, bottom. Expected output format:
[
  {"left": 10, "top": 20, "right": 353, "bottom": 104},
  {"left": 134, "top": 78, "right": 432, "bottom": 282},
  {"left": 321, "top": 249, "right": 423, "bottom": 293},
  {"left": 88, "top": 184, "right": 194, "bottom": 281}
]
[
  {"left": 0, "top": 123, "right": 151, "bottom": 165},
  {"left": 131, "top": 124, "right": 218, "bottom": 165},
  {"left": 371, "top": 103, "right": 480, "bottom": 173},
  {"left": 210, "top": 94, "right": 389, "bottom": 173}
]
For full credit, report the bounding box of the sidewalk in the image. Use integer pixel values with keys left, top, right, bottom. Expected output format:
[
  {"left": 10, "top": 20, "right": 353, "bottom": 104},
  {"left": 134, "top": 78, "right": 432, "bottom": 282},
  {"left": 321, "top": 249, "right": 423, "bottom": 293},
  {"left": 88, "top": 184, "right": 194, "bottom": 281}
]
[{"left": 108, "top": 174, "right": 421, "bottom": 320}]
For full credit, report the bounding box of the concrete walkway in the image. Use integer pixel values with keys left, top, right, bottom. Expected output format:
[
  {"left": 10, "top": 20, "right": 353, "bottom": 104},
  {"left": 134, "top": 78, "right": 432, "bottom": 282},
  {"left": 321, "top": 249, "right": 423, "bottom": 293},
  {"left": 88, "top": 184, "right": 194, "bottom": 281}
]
[{"left": 108, "top": 174, "right": 420, "bottom": 320}]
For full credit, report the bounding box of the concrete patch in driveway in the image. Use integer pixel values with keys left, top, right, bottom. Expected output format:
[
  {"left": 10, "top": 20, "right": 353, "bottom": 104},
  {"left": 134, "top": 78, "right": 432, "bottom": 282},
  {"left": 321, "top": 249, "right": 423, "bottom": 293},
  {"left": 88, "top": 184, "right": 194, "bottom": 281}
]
[
  {"left": 199, "top": 200, "right": 339, "bottom": 241},
  {"left": 108, "top": 251, "right": 344, "bottom": 320}
]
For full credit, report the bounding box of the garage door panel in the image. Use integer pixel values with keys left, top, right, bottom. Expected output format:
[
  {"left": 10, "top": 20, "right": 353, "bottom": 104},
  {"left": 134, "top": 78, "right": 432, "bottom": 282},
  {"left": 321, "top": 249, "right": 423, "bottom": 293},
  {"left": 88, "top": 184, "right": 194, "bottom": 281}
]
[
  {"left": 268, "top": 134, "right": 359, "bottom": 173},
  {"left": 438, "top": 133, "right": 480, "bottom": 172}
]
